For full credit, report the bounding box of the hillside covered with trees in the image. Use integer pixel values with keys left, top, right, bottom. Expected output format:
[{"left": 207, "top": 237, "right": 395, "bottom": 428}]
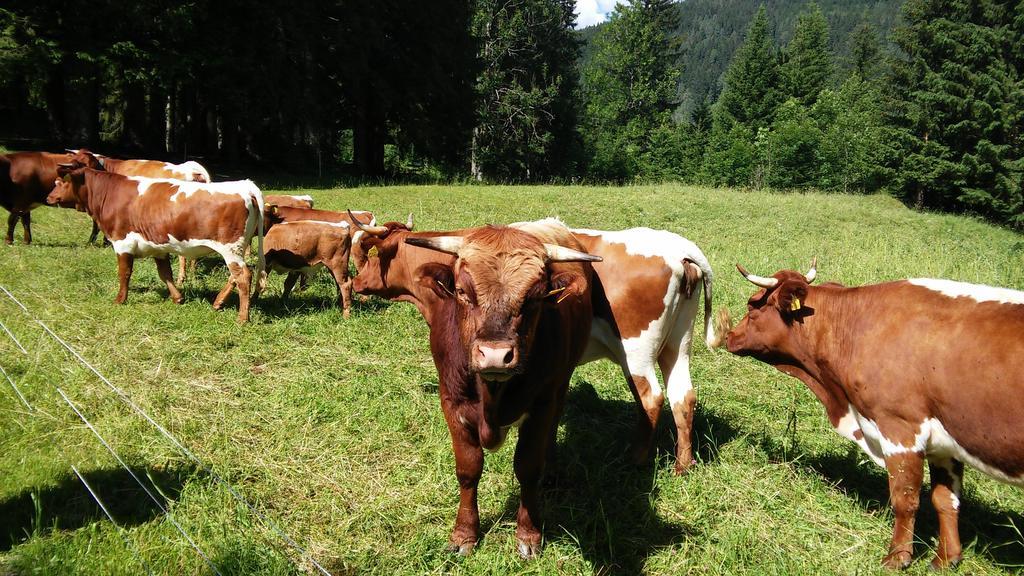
[{"left": 0, "top": 0, "right": 1021, "bottom": 227}]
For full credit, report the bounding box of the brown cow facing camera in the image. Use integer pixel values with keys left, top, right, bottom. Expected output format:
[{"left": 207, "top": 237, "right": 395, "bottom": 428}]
[
  {"left": 722, "top": 259, "right": 1024, "bottom": 570},
  {"left": 406, "top": 221, "right": 599, "bottom": 558}
]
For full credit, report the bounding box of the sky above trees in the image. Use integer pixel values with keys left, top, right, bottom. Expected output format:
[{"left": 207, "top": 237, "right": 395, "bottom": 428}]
[{"left": 575, "top": 0, "right": 620, "bottom": 27}]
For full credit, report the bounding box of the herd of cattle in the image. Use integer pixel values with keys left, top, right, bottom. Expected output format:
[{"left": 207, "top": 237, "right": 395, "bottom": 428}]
[{"left": 2, "top": 148, "right": 1023, "bottom": 570}]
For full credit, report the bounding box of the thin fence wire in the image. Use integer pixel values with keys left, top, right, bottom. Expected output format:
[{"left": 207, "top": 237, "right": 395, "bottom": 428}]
[
  {"left": 71, "top": 464, "right": 157, "bottom": 576},
  {"left": 57, "top": 387, "right": 223, "bottom": 576},
  {"left": 0, "top": 319, "right": 155, "bottom": 575},
  {"left": 0, "top": 318, "right": 27, "bottom": 354},
  {"left": 1, "top": 285, "right": 334, "bottom": 576},
  {"left": 0, "top": 360, "right": 33, "bottom": 412}
]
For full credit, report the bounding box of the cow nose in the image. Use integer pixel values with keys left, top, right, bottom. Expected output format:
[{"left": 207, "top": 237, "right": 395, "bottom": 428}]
[{"left": 476, "top": 341, "right": 517, "bottom": 374}]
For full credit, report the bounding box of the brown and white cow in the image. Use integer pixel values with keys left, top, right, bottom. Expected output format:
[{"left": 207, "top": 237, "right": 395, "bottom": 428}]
[
  {"left": 723, "top": 260, "right": 1024, "bottom": 570},
  {"left": 47, "top": 167, "right": 265, "bottom": 324},
  {"left": 405, "top": 221, "right": 599, "bottom": 558},
  {"left": 251, "top": 219, "right": 353, "bottom": 316},
  {"left": 174, "top": 194, "right": 318, "bottom": 286},
  {"left": 352, "top": 217, "right": 718, "bottom": 474},
  {"left": 67, "top": 149, "right": 212, "bottom": 244},
  {"left": 0, "top": 151, "right": 72, "bottom": 244}
]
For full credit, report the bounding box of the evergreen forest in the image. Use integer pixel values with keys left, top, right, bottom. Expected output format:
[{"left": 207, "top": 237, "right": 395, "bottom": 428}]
[{"left": 1, "top": 0, "right": 1021, "bottom": 227}]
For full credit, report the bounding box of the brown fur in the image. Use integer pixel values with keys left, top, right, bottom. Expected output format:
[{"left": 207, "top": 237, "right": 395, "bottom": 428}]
[
  {"left": 0, "top": 151, "right": 72, "bottom": 244},
  {"left": 726, "top": 269, "right": 1024, "bottom": 568},
  {"left": 408, "top": 223, "right": 595, "bottom": 558},
  {"left": 48, "top": 168, "right": 261, "bottom": 323},
  {"left": 253, "top": 220, "right": 353, "bottom": 316}
]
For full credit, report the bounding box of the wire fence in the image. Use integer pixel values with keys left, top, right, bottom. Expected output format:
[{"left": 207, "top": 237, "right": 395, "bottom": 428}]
[{"left": 0, "top": 284, "right": 334, "bottom": 576}]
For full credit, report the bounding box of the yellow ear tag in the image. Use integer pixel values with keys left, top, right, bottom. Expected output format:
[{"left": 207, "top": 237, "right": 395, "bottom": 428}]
[
  {"left": 367, "top": 246, "right": 378, "bottom": 258},
  {"left": 790, "top": 297, "right": 802, "bottom": 311}
]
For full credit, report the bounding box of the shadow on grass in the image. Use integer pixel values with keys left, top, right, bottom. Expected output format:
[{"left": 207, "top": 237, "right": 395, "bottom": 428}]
[
  {"left": 0, "top": 465, "right": 194, "bottom": 552},
  {"left": 758, "top": 434, "right": 1024, "bottom": 568},
  {"left": 477, "top": 381, "right": 739, "bottom": 574}
]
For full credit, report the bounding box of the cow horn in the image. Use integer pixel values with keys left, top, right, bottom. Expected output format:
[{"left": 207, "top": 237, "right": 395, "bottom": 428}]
[
  {"left": 404, "top": 236, "right": 465, "bottom": 255},
  {"left": 347, "top": 210, "right": 388, "bottom": 235},
  {"left": 57, "top": 163, "right": 75, "bottom": 168},
  {"left": 545, "top": 244, "right": 602, "bottom": 263},
  {"left": 804, "top": 257, "right": 817, "bottom": 283},
  {"left": 736, "top": 263, "right": 779, "bottom": 288},
  {"left": 65, "top": 148, "right": 79, "bottom": 154},
  {"left": 406, "top": 213, "right": 414, "bottom": 230}
]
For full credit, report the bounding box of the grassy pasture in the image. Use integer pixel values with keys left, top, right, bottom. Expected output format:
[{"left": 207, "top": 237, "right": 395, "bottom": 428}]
[{"left": 1, "top": 183, "right": 1023, "bottom": 575}]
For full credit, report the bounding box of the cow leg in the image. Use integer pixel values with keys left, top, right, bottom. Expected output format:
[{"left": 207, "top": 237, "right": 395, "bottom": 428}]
[
  {"left": 230, "top": 262, "right": 252, "bottom": 324},
  {"left": 659, "top": 347, "right": 697, "bottom": 475},
  {"left": 89, "top": 221, "right": 100, "bottom": 244},
  {"left": 928, "top": 458, "right": 964, "bottom": 570},
  {"left": 212, "top": 272, "right": 237, "bottom": 310},
  {"left": 329, "top": 263, "right": 352, "bottom": 318},
  {"left": 620, "top": 363, "right": 664, "bottom": 466},
  {"left": 513, "top": 407, "right": 558, "bottom": 559},
  {"left": 177, "top": 256, "right": 188, "bottom": 285},
  {"left": 5, "top": 212, "right": 16, "bottom": 245},
  {"left": 298, "top": 272, "right": 310, "bottom": 292},
  {"left": 154, "top": 257, "right": 183, "bottom": 304},
  {"left": 882, "top": 451, "right": 924, "bottom": 569},
  {"left": 441, "top": 403, "right": 483, "bottom": 555},
  {"left": 282, "top": 272, "right": 300, "bottom": 300},
  {"left": 20, "top": 212, "right": 31, "bottom": 244},
  {"left": 115, "top": 253, "right": 135, "bottom": 304}
]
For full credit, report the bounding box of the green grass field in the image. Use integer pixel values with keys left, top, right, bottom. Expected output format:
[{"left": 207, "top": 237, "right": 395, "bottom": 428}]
[{"left": 1, "top": 184, "right": 1023, "bottom": 575}]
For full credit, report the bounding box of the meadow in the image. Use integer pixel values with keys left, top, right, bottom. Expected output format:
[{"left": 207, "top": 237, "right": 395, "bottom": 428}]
[{"left": 1, "top": 183, "right": 1023, "bottom": 575}]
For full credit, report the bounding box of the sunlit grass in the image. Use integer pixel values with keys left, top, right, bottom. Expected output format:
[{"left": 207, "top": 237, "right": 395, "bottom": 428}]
[{"left": 1, "top": 184, "right": 1022, "bottom": 575}]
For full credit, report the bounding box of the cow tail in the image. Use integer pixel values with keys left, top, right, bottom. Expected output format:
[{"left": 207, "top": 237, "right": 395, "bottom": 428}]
[
  {"left": 251, "top": 185, "right": 266, "bottom": 288},
  {"left": 684, "top": 254, "right": 718, "bottom": 350}
]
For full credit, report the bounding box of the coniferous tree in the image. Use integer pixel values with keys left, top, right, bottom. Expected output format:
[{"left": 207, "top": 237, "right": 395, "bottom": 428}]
[
  {"left": 781, "top": 2, "right": 833, "bottom": 105},
  {"left": 890, "top": 0, "right": 1023, "bottom": 226},
  {"left": 580, "top": 0, "right": 681, "bottom": 180},
  {"left": 703, "top": 5, "right": 781, "bottom": 185},
  {"left": 471, "top": 0, "right": 579, "bottom": 181},
  {"left": 849, "top": 21, "right": 882, "bottom": 80}
]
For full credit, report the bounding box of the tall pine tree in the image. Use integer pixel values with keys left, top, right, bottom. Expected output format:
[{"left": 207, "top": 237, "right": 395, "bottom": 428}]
[
  {"left": 580, "top": 0, "right": 680, "bottom": 181},
  {"left": 781, "top": 2, "right": 833, "bottom": 105},
  {"left": 703, "top": 5, "right": 782, "bottom": 185},
  {"left": 890, "top": 0, "right": 1023, "bottom": 226},
  {"left": 471, "top": 0, "right": 579, "bottom": 181}
]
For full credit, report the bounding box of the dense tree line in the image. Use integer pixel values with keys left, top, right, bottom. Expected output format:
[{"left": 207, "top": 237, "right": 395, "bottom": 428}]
[{"left": 0, "top": 1, "right": 1021, "bottom": 226}]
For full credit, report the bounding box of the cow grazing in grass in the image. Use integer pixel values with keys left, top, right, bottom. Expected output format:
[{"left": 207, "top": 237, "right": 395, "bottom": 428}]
[
  {"left": 404, "top": 222, "right": 599, "bottom": 558},
  {"left": 723, "top": 260, "right": 1024, "bottom": 570},
  {"left": 352, "top": 217, "right": 718, "bottom": 474},
  {"left": 0, "top": 151, "right": 72, "bottom": 244},
  {"left": 47, "top": 167, "right": 264, "bottom": 324},
  {"left": 67, "top": 149, "right": 212, "bottom": 244},
  {"left": 252, "top": 219, "right": 353, "bottom": 315}
]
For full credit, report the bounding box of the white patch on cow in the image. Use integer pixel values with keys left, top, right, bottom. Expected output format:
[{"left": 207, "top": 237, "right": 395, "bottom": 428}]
[
  {"left": 834, "top": 406, "right": 885, "bottom": 467},
  {"left": 161, "top": 161, "right": 211, "bottom": 182},
  {"left": 844, "top": 408, "right": 1024, "bottom": 486},
  {"left": 908, "top": 278, "right": 1024, "bottom": 305},
  {"left": 288, "top": 194, "right": 314, "bottom": 206},
  {"left": 278, "top": 220, "right": 349, "bottom": 229},
  {"left": 571, "top": 226, "right": 708, "bottom": 266},
  {"left": 129, "top": 177, "right": 259, "bottom": 208},
  {"left": 111, "top": 231, "right": 247, "bottom": 267}
]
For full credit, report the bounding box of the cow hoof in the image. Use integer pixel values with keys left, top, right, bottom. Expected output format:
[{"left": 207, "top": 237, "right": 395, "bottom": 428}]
[
  {"left": 446, "top": 539, "right": 476, "bottom": 556},
  {"left": 882, "top": 550, "right": 913, "bottom": 570},
  {"left": 929, "top": 555, "right": 961, "bottom": 571},
  {"left": 673, "top": 458, "right": 697, "bottom": 476},
  {"left": 516, "top": 538, "right": 541, "bottom": 560}
]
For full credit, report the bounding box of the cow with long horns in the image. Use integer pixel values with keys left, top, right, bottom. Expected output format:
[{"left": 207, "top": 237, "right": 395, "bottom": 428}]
[
  {"left": 401, "top": 221, "right": 599, "bottom": 558},
  {"left": 351, "top": 215, "right": 718, "bottom": 474},
  {"left": 723, "top": 259, "right": 1024, "bottom": 569}
]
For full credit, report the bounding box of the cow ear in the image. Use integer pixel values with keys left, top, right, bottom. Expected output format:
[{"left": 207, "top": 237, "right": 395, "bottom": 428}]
[
  {"left": 775, "top": 280, "right": 809, "bottom": 321},
  {"left": 546, "top": 271, "right": 588, "bottom": 306},
  {"left": 416, "top": 262, "right": 455, "bottom": 299}
]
